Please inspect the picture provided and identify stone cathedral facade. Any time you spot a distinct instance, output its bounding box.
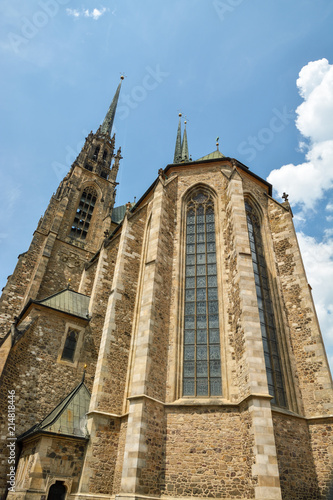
[0,80,332,500]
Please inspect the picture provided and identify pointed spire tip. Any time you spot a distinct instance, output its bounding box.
[100,79,123,136]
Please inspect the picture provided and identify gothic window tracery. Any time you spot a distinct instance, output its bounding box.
[245,201,287,407]
[183,190,222,397]
[70,187,97,240]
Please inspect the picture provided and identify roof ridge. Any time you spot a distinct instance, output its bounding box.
[38,288,90,304]
[38,381,90,430]
[18,381,91,441]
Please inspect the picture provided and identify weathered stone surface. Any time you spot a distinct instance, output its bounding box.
[0,146,332,500]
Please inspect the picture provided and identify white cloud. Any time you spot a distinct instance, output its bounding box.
[86,8,108,20]
[66,8,80,18]
[268,143,333,210]
[66,7,108,20]
[267,58,333,211]
[296,62,333,142]
[297,232,333,351]
[296,58,331,100]
[268,59,333,373]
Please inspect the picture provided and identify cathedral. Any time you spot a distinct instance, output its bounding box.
[0,78,332,500]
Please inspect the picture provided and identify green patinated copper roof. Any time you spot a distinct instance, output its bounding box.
[181,122,189,161]
[173,115,182,163]
[18,380,90,440]
[197,149,225,161]
[111,203,135,225]
[111,204,127,224]
[38,289,90,319]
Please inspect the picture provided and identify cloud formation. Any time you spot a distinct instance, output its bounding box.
[297,231,333,350]
[268,59,333,371]
[66,7,108,20]
[268,58,333,211]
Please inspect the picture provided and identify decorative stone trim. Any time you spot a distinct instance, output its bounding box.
[87,409,129,419]
[127,394,164,406]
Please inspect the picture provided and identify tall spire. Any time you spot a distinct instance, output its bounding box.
[100,76,124,136]
[173,113,182,163]
[181,120,189,162]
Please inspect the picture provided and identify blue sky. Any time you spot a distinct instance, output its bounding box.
[1,0,332,370]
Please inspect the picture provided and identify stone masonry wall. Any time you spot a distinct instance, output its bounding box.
[79,259,98,297]
[308,419,333,499]
[86,416,121,495]
[48,162,116,254]
[224,184,248,401]
[0,311,95,495]
[268,199,333,416]
[84,239,120,388]
[162,405,255,498]
[36,240,91,300]
[0,231,48,339]
[97,207,147,415]
[113,419,128,494]
[8,435,86,496]
[147,178,178,402]
[0,164,114,339]
[272,412,320,499]
[9,436,40,494]
[137,399,166,496]
[43,437,86,494]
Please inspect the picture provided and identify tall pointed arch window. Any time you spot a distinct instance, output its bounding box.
[183,190,222,397]
[70,187,97,240]
[245,201,287,407]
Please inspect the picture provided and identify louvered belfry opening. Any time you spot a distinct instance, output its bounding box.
[70,186,97,240]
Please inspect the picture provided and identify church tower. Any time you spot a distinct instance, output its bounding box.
[0,100,332,500]
[0,78,123,338]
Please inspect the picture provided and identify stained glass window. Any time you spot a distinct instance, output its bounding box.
[245,201,287,407]
[183,191,222,397]
[70,187,97,240]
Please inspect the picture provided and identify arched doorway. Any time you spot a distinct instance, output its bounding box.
[47,481,67,500]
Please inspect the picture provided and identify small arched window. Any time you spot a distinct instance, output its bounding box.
[183,190,222,397]
[245,201,287,407]
[61,329,79,362]
[70,187,97,240]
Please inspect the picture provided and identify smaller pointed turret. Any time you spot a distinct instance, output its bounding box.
[100,75,124,136]
[173,113,182,163]
[181,120,189,162]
